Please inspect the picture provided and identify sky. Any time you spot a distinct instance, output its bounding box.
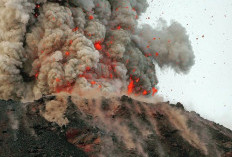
[139,0,232,129]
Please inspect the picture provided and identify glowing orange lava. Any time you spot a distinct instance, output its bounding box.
[86,66,91,71]
[94,42,102,50]
[56,78,60,82]
[35,72,39,79]
[128,78,134,94]
[136,78,140,82]
[143,90,147,95]
[72,27,78,32]
[91,81,96,85]
[89,15,94,20]
[152,87,158,96]
[65,51,70,56]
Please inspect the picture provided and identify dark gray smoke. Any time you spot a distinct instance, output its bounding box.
[0,0,194,101]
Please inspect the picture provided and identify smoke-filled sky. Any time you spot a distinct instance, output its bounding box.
[139,0,232,129]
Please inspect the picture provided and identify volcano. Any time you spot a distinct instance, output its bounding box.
[0,0,231,156]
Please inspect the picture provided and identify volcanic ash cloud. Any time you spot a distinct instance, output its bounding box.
[0,0,194,101]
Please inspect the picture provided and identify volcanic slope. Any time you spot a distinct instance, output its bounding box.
[0,95,231,157]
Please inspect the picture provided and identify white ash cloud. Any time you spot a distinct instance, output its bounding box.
[0,0,195,101]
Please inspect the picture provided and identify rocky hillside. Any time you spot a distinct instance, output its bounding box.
[0,95,231,157]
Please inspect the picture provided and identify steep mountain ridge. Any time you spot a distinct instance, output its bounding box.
[0,95,231,157]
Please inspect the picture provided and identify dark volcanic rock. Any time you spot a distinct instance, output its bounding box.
[0,96,231,157]
[0,99,87,157]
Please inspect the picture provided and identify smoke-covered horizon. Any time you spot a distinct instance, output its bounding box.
[0,0,194,101]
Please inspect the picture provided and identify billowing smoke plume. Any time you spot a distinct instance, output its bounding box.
[0,0,194,101]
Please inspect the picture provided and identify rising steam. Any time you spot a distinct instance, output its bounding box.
[0,0,194,101]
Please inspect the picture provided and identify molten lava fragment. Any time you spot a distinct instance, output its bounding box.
[117,26,121,30]
[35,72,39,79]
[65,51,70,56]
[89,15,94,20]
[136,78,140,82]
[94,42,102,50]
[128,78,134,94]
[152,87,158,96]
[72,27,78,32]
[86,66,91,71]
[143,90,148,95]
[56,78,60,82]
[91,81,96,85]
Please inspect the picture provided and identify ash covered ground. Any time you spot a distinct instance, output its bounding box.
[0,95,232,157]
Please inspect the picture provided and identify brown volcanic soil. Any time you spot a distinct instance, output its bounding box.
[0,95,231,157]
